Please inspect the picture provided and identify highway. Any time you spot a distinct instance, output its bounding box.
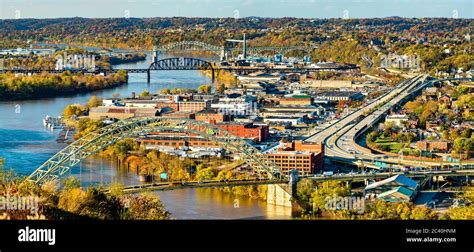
[306,74,427,168]
[303,169,474,182]
[307,75,474,169]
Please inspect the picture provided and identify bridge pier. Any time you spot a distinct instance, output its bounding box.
[267,170,298,207]
[147,69,151,84]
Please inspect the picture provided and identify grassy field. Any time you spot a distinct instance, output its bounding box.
[374,137,406,153]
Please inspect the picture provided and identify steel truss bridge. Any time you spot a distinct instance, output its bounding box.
[147,57,215,83]
[152,40,315,59]
[108,179,287,194]
[109,169,474,194]
[26,117,283,185]
[1,57,359,84]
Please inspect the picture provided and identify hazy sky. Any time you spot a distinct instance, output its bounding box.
[0,0,473,19]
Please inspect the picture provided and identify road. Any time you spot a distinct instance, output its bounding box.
[303,169,474,182]
[307,74,427,168]
[308,75,474,169]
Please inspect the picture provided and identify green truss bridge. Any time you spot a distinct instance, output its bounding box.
[26,117,285,185]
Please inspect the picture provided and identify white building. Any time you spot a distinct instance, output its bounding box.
[385,114,409,127]
[211,95,257,116]
[264,116,306,126]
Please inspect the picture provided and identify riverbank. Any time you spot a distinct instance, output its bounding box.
[0,173,171,220]
[0,53,291,219]
[0,70,128,101]
[107,54,147,65]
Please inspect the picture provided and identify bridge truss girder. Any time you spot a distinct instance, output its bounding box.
[155,41,225,58]
[149,57,215,71]
[27,118,282,185]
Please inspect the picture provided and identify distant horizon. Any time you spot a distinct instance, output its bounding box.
[0,0,473,19]
[1,16,474,20]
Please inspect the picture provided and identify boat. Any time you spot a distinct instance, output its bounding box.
[43,115,65,131]
[42,115,51,127]
[56,127,76,143]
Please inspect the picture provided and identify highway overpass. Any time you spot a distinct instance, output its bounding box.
[306,75,474,169]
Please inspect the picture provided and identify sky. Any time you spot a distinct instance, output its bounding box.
[0,0,473,19]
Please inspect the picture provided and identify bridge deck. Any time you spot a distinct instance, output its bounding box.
[107,169,474,194]
[107,179,288,194]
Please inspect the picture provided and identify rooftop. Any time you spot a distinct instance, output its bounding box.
[365,174,418,191]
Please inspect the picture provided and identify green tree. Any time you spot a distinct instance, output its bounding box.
[216,170,233,180]
[139,90,151,97]
[63,176,81,191]
[296,178,316,203]
[198,84,212,94]
[88,96,102,108]
[310,181,350,214]
[171,87,181,94]
[195,167,214,181]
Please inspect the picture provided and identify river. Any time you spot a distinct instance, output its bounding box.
[0,53,292,219]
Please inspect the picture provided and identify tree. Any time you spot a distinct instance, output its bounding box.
[112,139,137,161]
[139,90,151,97]
[122,193,171,220]
[88,96,102,108]
[171,87,181,94]
[63,176,81,191]
[216,170,233,180]
[161,88,171,94]
[63,105,77,119]
[216,83,226,94]
[310,181,350,214]
[296,178,316,203]
[195,167,214,181]
[63,104,86,119]
[446,206,474,220]
[198,84,212,94]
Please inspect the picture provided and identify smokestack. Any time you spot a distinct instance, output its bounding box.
[243,33,247,60]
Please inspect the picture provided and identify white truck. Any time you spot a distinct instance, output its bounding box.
[322,171,334,177]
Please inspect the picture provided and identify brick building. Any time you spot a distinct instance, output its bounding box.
[178,101,211,112]
[416,141,450,152]
[212,122,269,143]
[195,110,232,123]
[265,140,325,176]
[89,106,159,120]
[138,136,220,149]
[279,95,313,106]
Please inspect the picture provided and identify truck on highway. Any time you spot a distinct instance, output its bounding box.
[322,171,334,177]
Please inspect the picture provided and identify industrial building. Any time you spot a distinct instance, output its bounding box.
[364,175,419,202]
